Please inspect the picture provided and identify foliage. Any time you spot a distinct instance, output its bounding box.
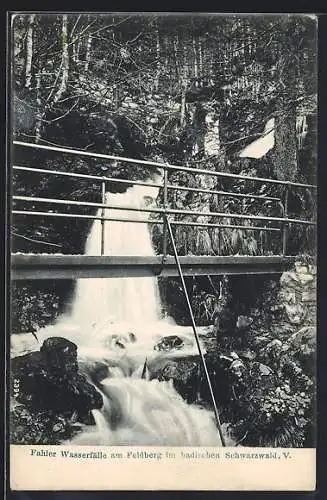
[226,359,315,447]
[11,282,71,334]
[11,404,82,445]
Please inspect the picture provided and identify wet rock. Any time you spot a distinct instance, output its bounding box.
[154,335,184,352]
[154,359,199,403]
[128,332,137,343]
[11,336,103,416]
[104,333,136,350]
[78,359,110,384]
[40,336,78,373]
[220,353,246,379]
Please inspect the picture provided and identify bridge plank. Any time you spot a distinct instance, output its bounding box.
[11,254,296,280]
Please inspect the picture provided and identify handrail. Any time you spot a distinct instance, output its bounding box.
[12,210,281,232]
[13,195,315,226]
[13,140,317,189]
[167,183,281,202]
[13,165,163,189]
[13,165,281,203]
[12,140,317,256]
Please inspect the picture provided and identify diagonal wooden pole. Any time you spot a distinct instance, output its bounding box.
[165,215,226,446]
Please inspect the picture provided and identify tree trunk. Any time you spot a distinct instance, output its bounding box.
[84,33,92,72]
[180,40,189,127]
[198,38,203,86]
[25,14,35,89]
[53,15,69,104]
[272,107,298,181]
[272,43,299,182]
[35,71,42,143]
[180,79,187,127]
[173,35,180,80]
[155,29,160,91]
[193,37,198,82]
[76,39,81,62]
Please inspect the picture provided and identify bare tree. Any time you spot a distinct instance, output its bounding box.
[25,14,35,88]
[154,28,160,91]
[53,15,69,104]
[84,17,92,72]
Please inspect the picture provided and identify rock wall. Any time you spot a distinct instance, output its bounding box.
[278,261,316,329]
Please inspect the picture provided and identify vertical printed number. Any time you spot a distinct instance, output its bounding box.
[13,378,20,398]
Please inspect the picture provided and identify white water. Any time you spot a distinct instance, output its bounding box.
[12,180,227,446]
[70,185,164,344]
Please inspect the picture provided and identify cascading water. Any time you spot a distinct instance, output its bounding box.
[70,184,163,344]
[67,181,224,446]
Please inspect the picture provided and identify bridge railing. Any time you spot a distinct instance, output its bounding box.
[12,140,316,257]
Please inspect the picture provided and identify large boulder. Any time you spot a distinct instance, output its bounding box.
[11,337,103,418]
[40,336,79,373]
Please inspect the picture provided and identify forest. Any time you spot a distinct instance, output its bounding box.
[10,14,317,448]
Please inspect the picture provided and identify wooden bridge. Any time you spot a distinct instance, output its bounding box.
[11,141,316,280]
[11,254,298,280]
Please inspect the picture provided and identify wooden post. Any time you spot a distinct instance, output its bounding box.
[100,179,106,256]
[162,167,168,259]
[282,185,289,256]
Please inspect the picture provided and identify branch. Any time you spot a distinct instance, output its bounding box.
[12,231,62,248]
[69,19,97,44]
[157,115,174,140]
[44,14,134,59]
[69,14,82,40]
[221,130,266,147]
[46,98,79,123]
[43,18,97,58]
[235,429,249,446]
[20,133,78,150]
[123,115,147,135]
[126,31,143,45]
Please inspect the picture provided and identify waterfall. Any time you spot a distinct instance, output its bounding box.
[70,184,164,344]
